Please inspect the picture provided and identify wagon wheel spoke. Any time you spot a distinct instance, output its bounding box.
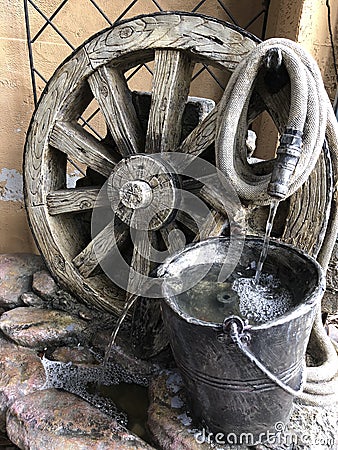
[73,219,129,278]
[193,210,226,241]
[47,187,102,215]
[127,229,156,295]
[196,180,247,236]
[88,66,144,156]
[175,210,199,235]
[50,121,117,178]
[178,105,218,156]
[160,222,186,254]
[145,50,194,153]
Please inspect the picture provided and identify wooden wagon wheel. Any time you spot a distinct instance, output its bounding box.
[24,12,258,333]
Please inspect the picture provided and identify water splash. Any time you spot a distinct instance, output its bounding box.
[232,273,294,324]
[254,200,279,284]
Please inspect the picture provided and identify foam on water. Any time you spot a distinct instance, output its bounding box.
[41,350,153,426]
[173,267,294,325]
[233,273,294,324]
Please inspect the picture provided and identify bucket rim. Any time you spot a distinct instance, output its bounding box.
[157,236,325,331]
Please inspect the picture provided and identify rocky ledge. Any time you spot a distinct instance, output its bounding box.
[0,253,157,449]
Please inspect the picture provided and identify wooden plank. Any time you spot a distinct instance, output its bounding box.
[194,210,226,241]
[73,220,129,278]
[47,187,102,215]
[282,151,331,258]
[178,106,218,155]
[145,50,193,153]
[160,222,185,253]
[25,47,91,207]
[50,121,117,178]
[176,210,199,235]
[88,66,144,156]
[85,13,258,71]
[128,231,168,357]
[127,229,155,295]
[195,181,246,232]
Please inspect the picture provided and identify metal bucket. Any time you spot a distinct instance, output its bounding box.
[157,237,325,440]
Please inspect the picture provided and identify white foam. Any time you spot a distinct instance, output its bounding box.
[232,273,293,324]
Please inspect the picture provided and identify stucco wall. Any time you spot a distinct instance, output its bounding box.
[0,0,337,253]
[255,0,338,159]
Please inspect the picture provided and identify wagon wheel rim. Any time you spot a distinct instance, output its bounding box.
[24,12,259,325]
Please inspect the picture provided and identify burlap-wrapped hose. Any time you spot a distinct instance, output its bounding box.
[216,38,338,406]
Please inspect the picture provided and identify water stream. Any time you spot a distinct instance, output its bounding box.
[254,199,279,284]
[99,294,139,386]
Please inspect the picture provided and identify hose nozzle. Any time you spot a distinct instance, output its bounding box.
[268,128,303,200]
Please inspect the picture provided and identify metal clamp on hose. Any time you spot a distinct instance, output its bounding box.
[268,128,303,199]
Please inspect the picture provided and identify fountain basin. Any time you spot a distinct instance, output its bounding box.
[158,237,325,440]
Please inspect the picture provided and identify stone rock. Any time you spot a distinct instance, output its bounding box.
[0,254,45,309]
[32,270,57,297]
[148,371,217,450]
[32,271,97,322]
[0,307,91,350]
[6,389,154,449]
[258,401,338,450]
[0,335,45,432]
[20,292,45,308]
[50,345,98,365]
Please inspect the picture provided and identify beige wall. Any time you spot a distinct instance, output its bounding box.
[0,0,337,253]
[255,0,338,159]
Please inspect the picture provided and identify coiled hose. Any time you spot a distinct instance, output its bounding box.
[216,38,338,406]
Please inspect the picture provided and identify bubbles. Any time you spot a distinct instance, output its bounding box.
[233,273,294,324]
[173,268,294,325]
[41,352,154,426]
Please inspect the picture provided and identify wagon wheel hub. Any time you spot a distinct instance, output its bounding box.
[119,180,153,209]
[108,154,179,231]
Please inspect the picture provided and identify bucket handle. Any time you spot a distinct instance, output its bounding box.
[223,316,305,397]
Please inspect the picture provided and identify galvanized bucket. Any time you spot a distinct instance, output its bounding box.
[157,237,325,440]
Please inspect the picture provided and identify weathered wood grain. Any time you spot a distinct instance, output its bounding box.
[194,210,226,241]
[24,12,258,322]
[145,50,193,153]
[108,154,179,231]
[179,105,218,156]
[73,220,129,278]
[47,187,102,215]
[127,230,155,295]
[50,121,117,178]
[27,205,125,315]
[176,210,199,235]
[88,67,144,156]
[282,150,332,258]
[84,13,257,71]
[25,47,91,207]
[160,222,185,253]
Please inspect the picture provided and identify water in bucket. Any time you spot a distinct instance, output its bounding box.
[158,237,324,439]
[174,269,294,326]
